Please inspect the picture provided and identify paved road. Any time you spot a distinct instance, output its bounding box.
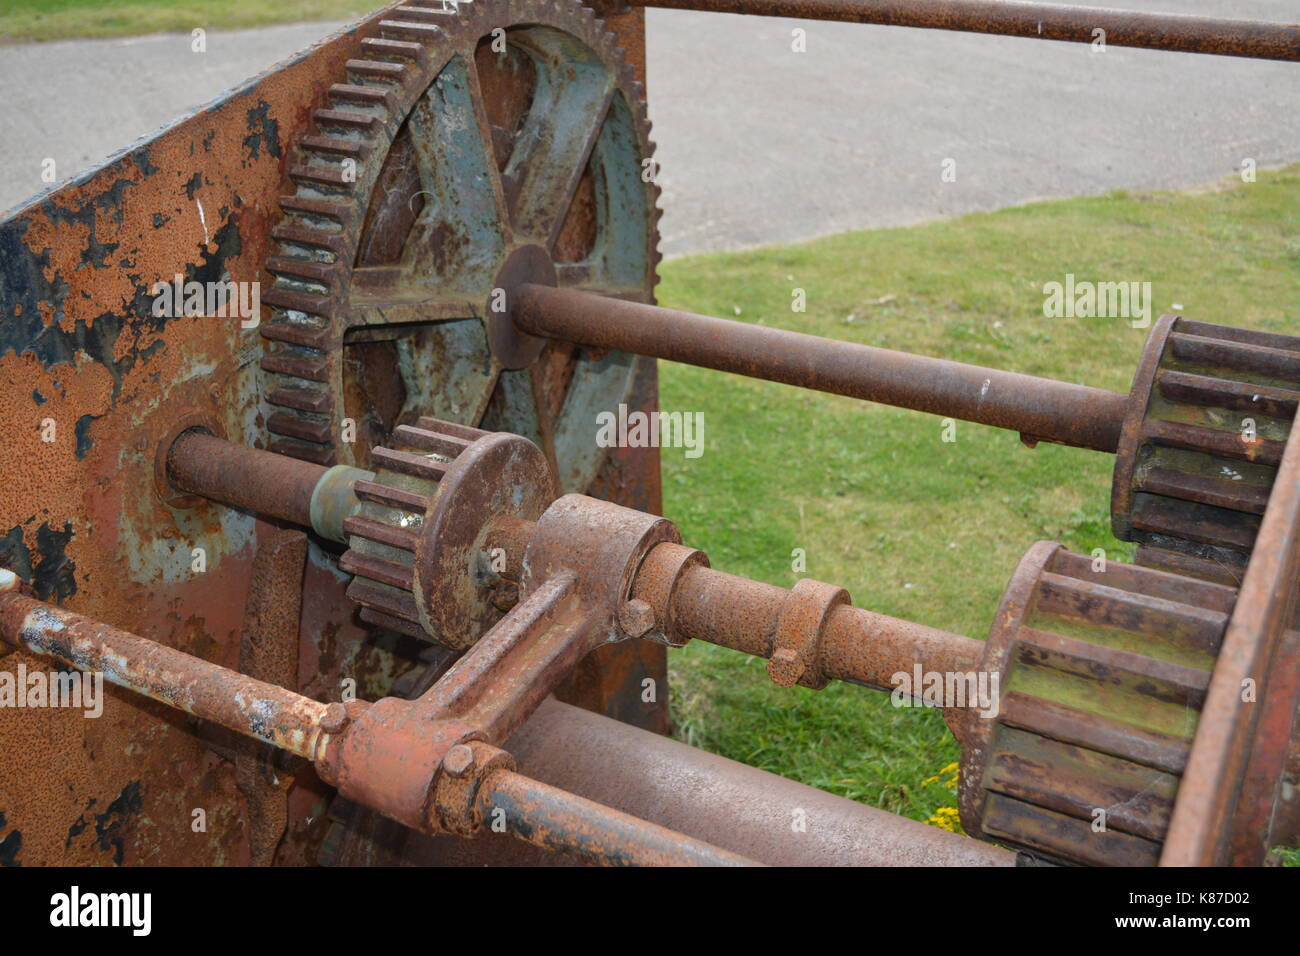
[2,3,1298,256]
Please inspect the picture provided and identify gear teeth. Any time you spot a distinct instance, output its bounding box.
[358,607,429,640]
[380,19,446,41]
[266,386,332,414]
[340,418,491,639]
[313,107,382,133]
[260,322,330,350]
[392,5,453,21]
[266,255,338,287]
[963,542,1237,866]
[346,57,410,81]
[269,223,348,255]
[277,195,351,224]
[261,353,329,382]
[360,36,429,63]
[262,287,337,319]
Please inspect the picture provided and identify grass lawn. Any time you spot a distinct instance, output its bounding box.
[0,0,369,42]
[656,166,1300,858]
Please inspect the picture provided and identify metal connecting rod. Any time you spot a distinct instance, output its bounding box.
[511,283,1129,452]
[633,0,1300,62]
[0,577,758,867]
[0,575,337,760]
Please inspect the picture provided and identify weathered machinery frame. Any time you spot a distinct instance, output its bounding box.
[0,0,1296,868]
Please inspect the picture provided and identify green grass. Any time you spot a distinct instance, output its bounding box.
[0,0,370,42]
[657,167,1300,851]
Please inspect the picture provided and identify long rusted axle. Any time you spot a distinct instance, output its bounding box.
[633,0,1300,62]
[511,283,1129,452]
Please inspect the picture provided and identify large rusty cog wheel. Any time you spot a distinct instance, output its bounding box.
[258,0,661,495]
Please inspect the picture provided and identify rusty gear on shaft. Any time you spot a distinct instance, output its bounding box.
[259,0,662,498]
[341,416,555,647]
[957,541,1240,866]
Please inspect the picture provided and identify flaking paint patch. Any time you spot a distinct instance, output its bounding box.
[243,100,282,163]
[65,781,143,865]
[0,520,77,603]
[0,827,21,866]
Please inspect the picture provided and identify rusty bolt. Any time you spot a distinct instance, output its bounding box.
[492,580,520,612]
[444,743,476,778]
[320,702,350,735]
[617,599,655,638]
[768,648,805,687]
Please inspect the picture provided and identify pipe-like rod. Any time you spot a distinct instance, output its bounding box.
[0,585,334,759]
[513,284,1128,452]
[502,699,1018,866]
[478,768,762,866]
[634,0,1300,62]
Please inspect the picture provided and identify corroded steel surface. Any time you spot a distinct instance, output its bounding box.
[341,418,555,645]
[234,525,309,866]
[0,573,763,867]
[632,546,984,688]
[0,585,338,761]
[501,698,1019,866]
[634,0,1300,61]
[259,0,661,492]
[1,0,1295,870]
[477,767,759,865]
[168,429,328,529]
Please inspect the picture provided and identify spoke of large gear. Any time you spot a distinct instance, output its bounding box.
[259,0,661,496]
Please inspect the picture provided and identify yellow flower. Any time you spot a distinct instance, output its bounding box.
[925,807,962,832]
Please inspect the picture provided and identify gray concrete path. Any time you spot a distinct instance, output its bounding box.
[1,3,1297,255]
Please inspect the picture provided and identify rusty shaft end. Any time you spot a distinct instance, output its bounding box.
[166,429,369,543]
[0,588,334,759]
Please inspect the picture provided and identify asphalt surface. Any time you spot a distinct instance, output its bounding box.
[2,3,1298,255]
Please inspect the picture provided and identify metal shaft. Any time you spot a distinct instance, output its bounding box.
[478,768,762,866]
[634,0,1300,61]
[168,429,326,528]
[512,283,1128,452]
[504,699,1018,866]
[0,580,762,867]
[635,555,984,688]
